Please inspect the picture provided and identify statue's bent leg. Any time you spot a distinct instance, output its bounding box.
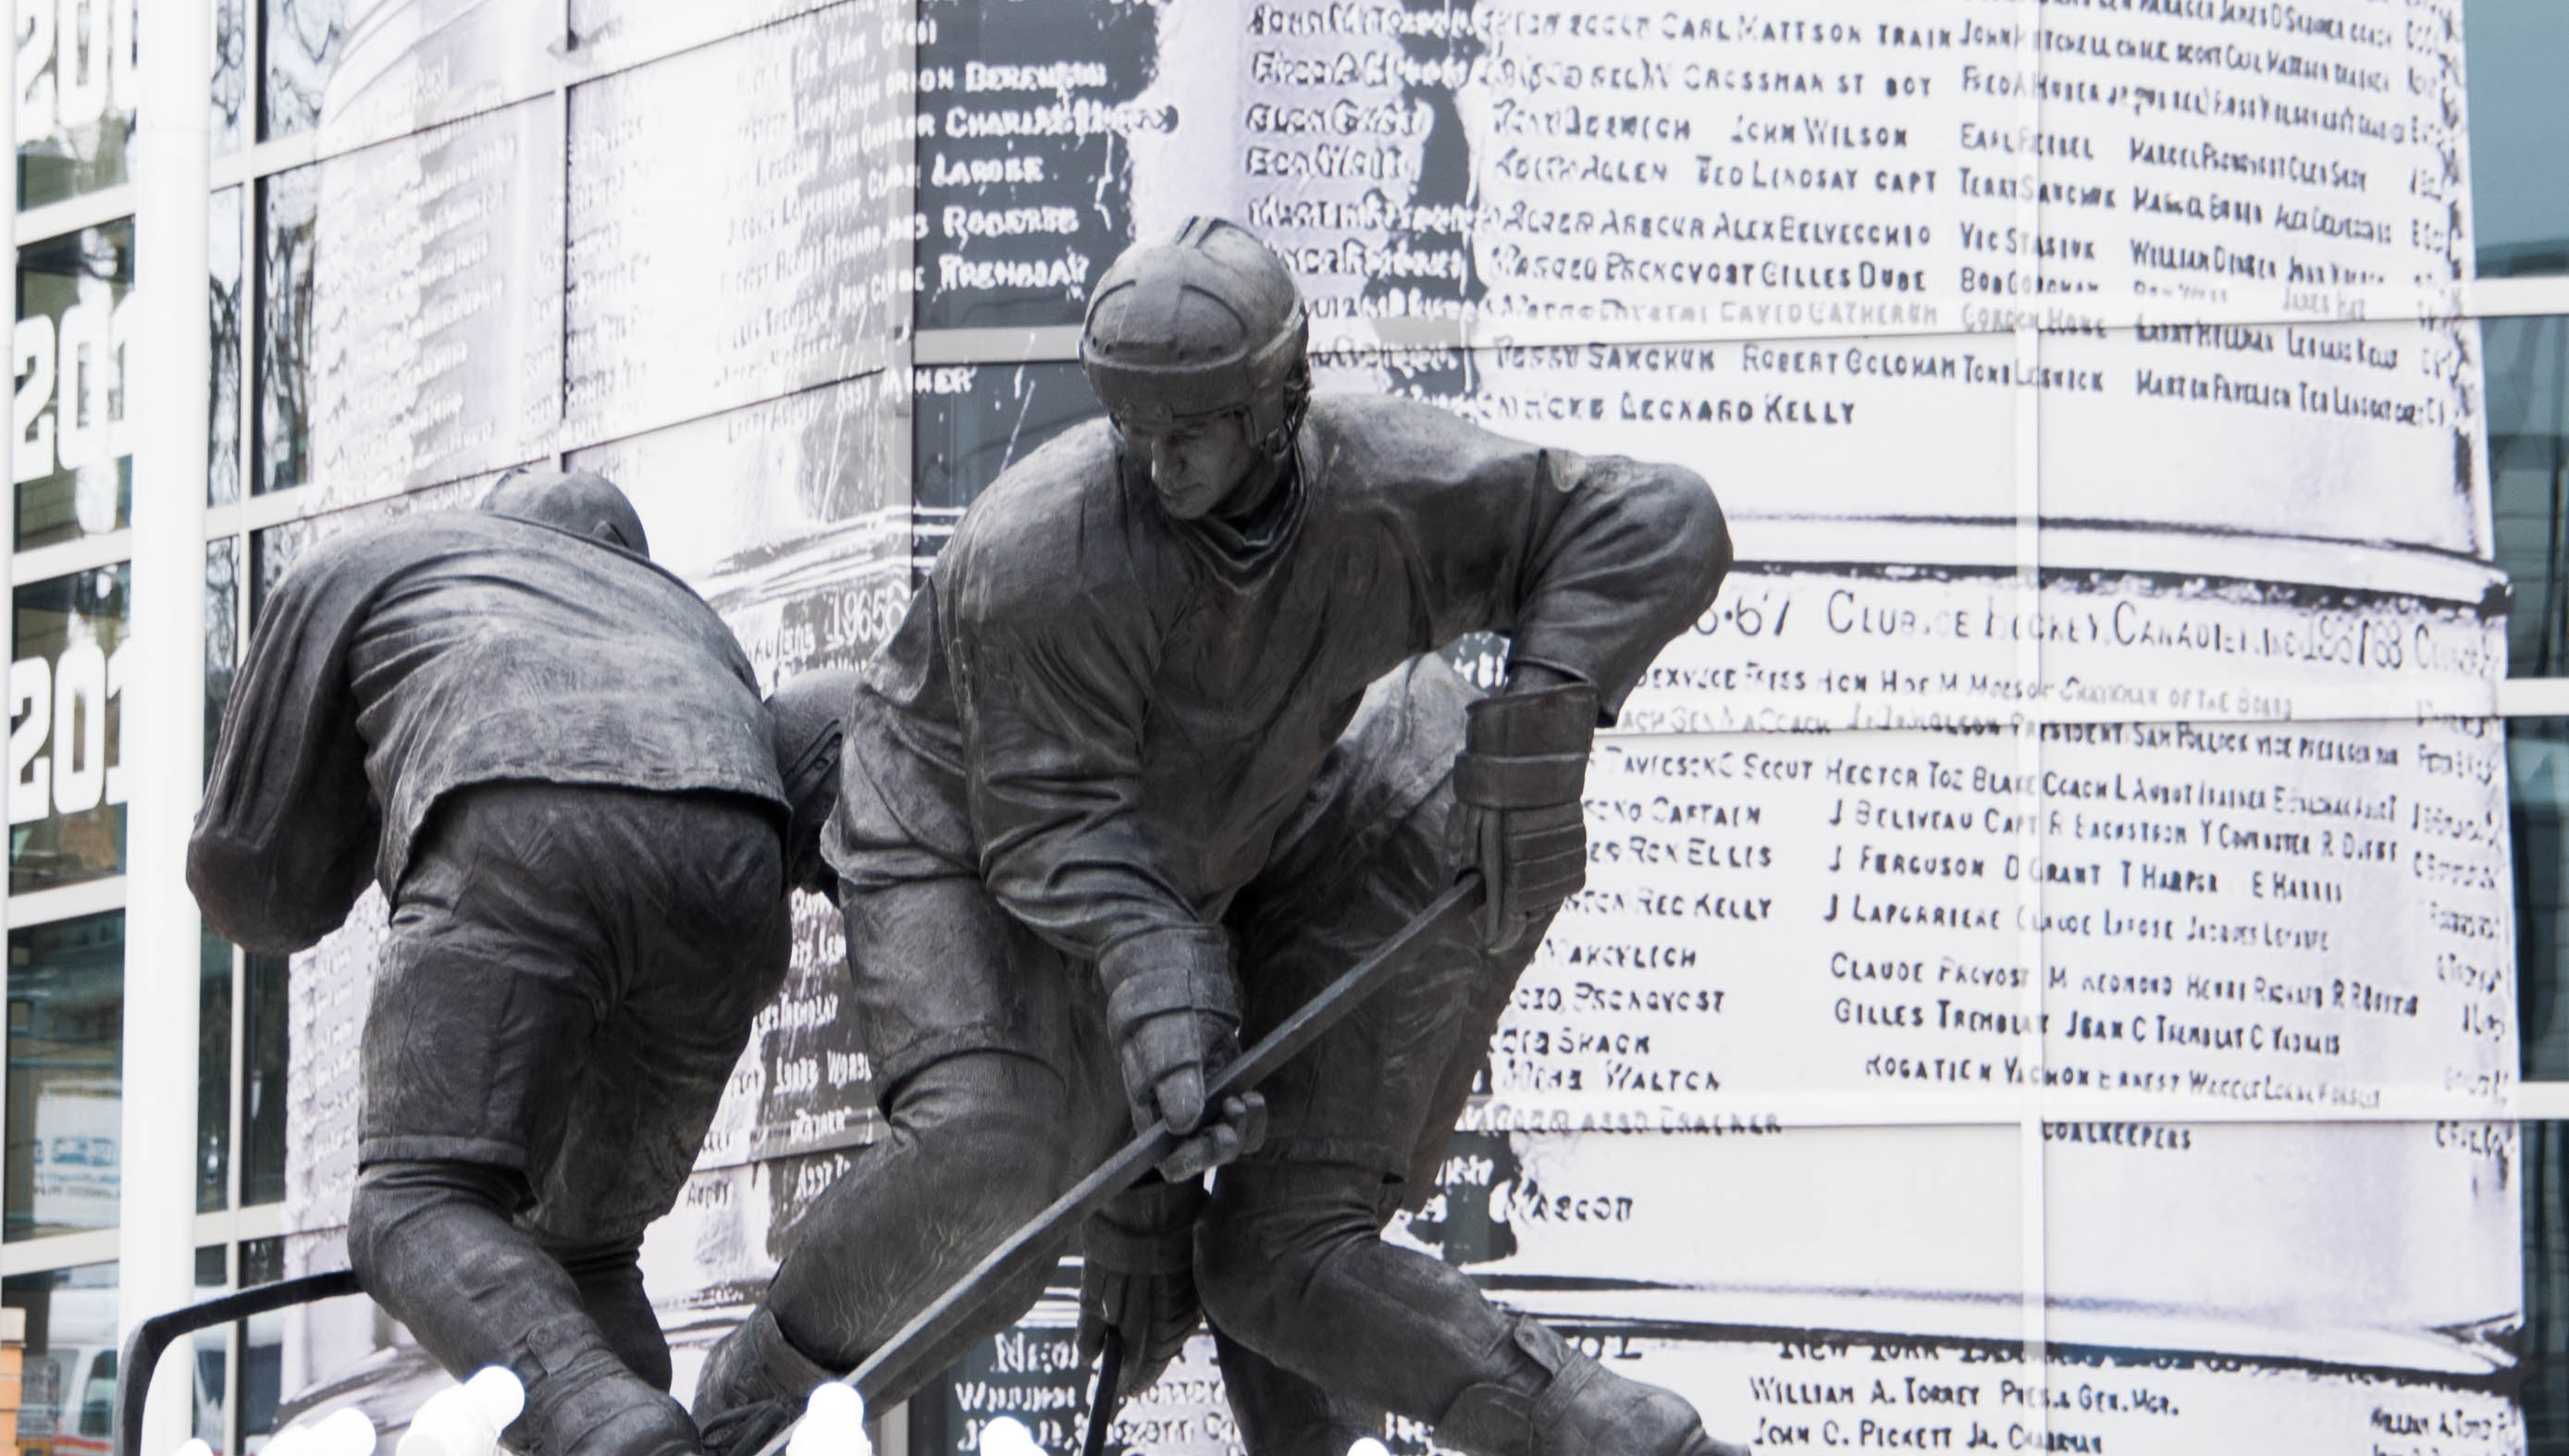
[694,874,1123,1443]
[543,1234,668,1394]
[1194,1160,1510,1415]
[1197,1165,1738,1456]
[692,1051,1103,1448]
[1205,660,1739,1456]
[351,1163,698,1456]
[520,786,795,1405]
[1208,1322,1383,1456]
[357,785,788,1456]
[764,1051,1091,1386]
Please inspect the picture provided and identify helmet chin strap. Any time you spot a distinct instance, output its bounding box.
[1252,367,1313,463]
[1254,410,1299,464]
[1217,413,1305,545]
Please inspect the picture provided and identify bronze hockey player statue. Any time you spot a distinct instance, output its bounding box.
[695,219,1743,1456]
[189,470,856,1456]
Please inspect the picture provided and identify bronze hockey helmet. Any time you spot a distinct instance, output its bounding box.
[1081,217,1310,449]
[482,468,651,559]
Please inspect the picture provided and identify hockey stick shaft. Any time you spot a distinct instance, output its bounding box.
[749,872,1485,1456]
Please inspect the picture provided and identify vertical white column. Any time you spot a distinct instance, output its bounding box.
[120,0,214,1449]
[0,0,19,1254]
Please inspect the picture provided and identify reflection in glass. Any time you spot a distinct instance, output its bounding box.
[914,0,1156,329]
[212,187,246,506]
[4,914,124,1241]
[15,221,136,549]
[255,167,318,495]
[201,933,234,1213]
[215,0,250,153]
[11,566,133,893]
[2533,1121,2569,1453]
[262,0,345,141]
[912,361,1102,574]
[241,1236,283,1288]
[2516,718,2569,1078]
[564,8,890,439]
[15,0,138,207]
[2493,316,2569,675]
[208,537,241,771]
[241,952,289,1207]
[249,522,310,627]
[1,1263,121,1456]
[193,1247,229,1455]
[2466,0,2569,277]
[237,1236,284,1450]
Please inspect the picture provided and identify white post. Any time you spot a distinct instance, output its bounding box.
[120,0,214,1449]
[0,0,19,1288]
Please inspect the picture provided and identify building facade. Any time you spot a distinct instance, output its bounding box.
[5,0,2569,1453]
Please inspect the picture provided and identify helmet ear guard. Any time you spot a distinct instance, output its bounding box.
[1249,356,1311,461]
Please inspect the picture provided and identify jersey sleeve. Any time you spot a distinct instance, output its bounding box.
[187,537,385,954]
[943,513,1202,964]
[1363,399,1733,721]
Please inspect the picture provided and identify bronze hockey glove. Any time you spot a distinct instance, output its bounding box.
[1078,1176,1210,1400]
[1099,924,1248,1144]
[1453,681,1599,949]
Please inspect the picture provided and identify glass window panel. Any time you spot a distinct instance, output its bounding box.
[2532,1121,2569,1451]
[2,1262,119,1456]
[4,912,123,1240]
[254,167,316,496]
[15,219,135,549]
[913,0,1157,330]
[240,1234,281,1287]
[2516,717,2569,1078]
[10,564,131,893]
[235,1236,283,1452]
[211,186,245,507]
[214,0,248,153]
[565,13,883,444]
[260,0,343,142]
[193,1246,228,1455]
[240,952,288,1207]
[200,932,232,1213]
[911,360,1101,574]
[236,1315,277,1450]
[247,521,306,628]
[15,0,138,208]
[2466,0,2569,277]
[291,101,565,504]
[2494,315,2569,676]
[207,536,240,772]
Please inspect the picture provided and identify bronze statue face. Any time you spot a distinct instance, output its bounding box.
[1121,410,1265,522]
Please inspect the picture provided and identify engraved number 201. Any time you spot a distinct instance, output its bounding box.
[8,645,128,823]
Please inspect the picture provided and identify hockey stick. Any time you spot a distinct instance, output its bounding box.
[1079,1328,1123,1456]
[748,871,1486,1456]
[110,876,1484,1456]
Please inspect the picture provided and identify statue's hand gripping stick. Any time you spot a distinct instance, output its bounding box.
[747,872,1488,1456]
